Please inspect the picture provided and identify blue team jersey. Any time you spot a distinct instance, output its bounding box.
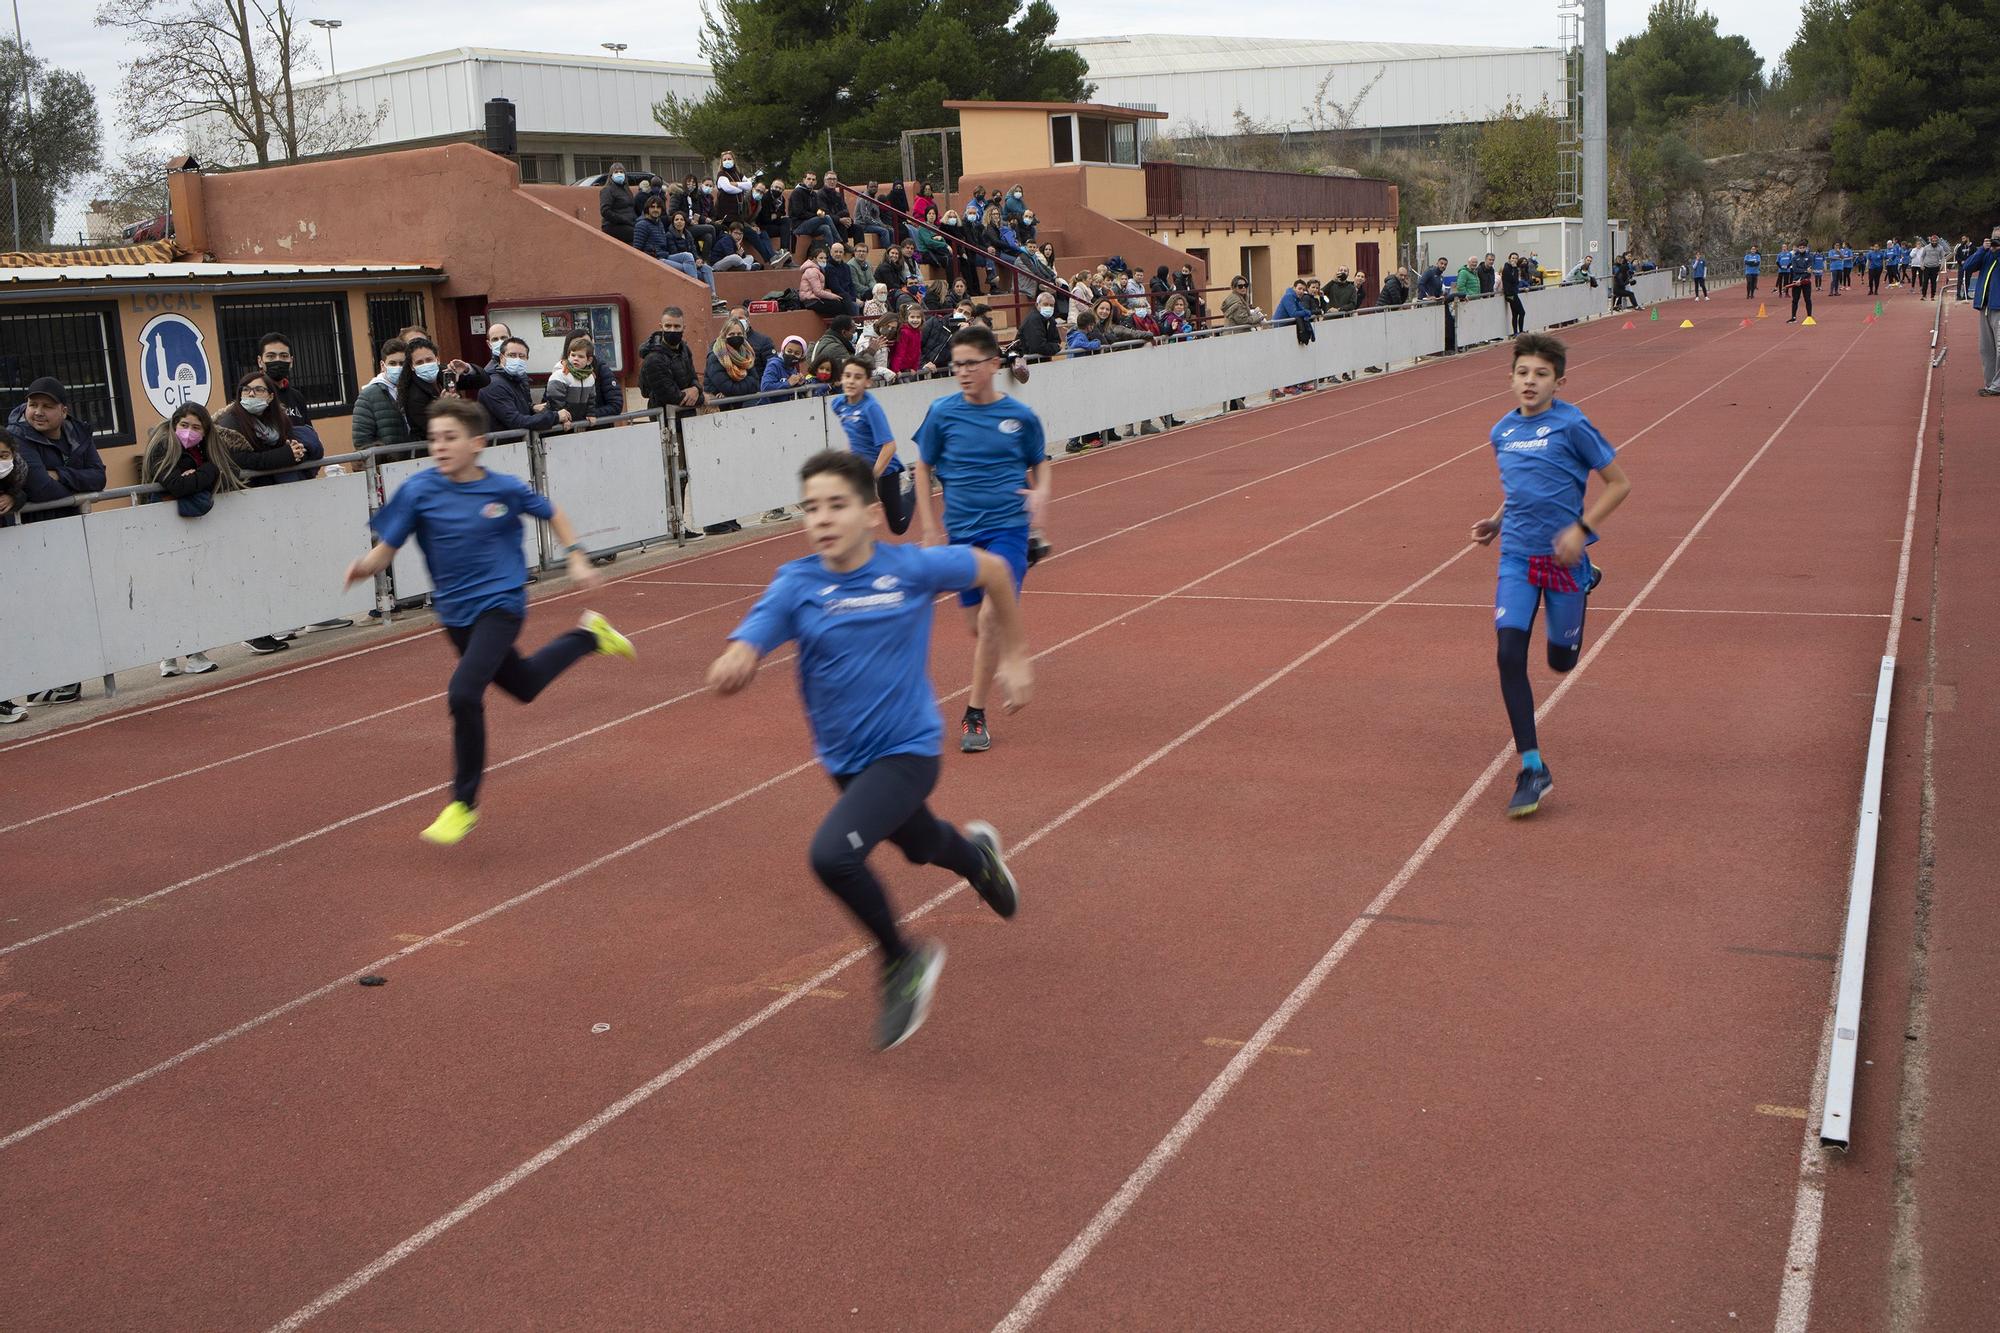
[1489,400,1617,560]
[914,392,1048,540]
[1867,249,1884,269]
[1743,252,1761,274]
[1810,252,1825,272]
[370,467,551,627]
[730,542,981,775]
[1777,250,1793,272]
[831,392,902,473]
[1691,258,1707,278]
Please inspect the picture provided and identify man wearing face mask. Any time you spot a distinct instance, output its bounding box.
[638,307,703,411]
[1016,291,1063,358]
[252,333,324,483]
[5,376,104,705]
[600,163,638,246]
[351,338,412,446]
[477,337,571,433]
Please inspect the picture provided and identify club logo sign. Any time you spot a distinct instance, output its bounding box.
[138,312,212,417]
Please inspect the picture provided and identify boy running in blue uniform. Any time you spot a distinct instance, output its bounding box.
[1471,333,1632,817]
[344,397,635,844]
[831,357,911,534]
[913,325,1051,754]
[707,449,1030,1049]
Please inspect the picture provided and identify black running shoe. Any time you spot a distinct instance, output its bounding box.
[1508,765,1554,818]
[876,941,945,1051]
[243,636,290,654]
[960,713,991,753]
[27,683,82,705]
[963,820,1019,918]
[1586,563,1604,595]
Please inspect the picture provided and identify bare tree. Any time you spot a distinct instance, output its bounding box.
[94,0,384,167]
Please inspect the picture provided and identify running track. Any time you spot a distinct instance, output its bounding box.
[2,291,1974,1329]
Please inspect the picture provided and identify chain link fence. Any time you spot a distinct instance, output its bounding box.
[1,179,168,254]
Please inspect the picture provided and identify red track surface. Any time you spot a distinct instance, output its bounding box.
[4,290,1985,1331]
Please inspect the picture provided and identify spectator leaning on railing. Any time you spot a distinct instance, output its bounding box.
[0,429,27,528]
[638,307,703,413]
[252,334,323,484]
[6,376,105,524]
[477,337,570,434]
[350,337,410,448]
[544,333,623,423]
[1379,267,1411,306]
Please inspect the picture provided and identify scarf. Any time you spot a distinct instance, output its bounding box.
[714,336,755,381]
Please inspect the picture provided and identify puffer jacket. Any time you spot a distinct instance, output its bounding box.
[6,403,106,520]
[349,375,411,447]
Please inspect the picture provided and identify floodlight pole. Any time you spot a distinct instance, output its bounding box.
[1582,0,1609,268]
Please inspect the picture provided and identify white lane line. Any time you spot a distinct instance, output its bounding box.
[0,595,758,837]
[0,311,1654,758]
[266,540,1484,1333]
[1,320,1699,954]
[1025,589,1891,619]
[1773,310,1930,1333]
[991,326,1870,1333]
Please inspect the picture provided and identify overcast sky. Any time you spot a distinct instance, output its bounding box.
[24,2,1806,137]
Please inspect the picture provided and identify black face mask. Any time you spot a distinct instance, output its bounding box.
[661,330,683,345]
[726,336,748,349]
[262,359,292,383]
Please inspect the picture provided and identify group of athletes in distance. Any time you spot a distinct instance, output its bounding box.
[343,319,1627,1050]
[1740,238,1952,325]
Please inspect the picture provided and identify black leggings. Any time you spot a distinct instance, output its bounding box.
[878,469,913,535]
[1506,294,1526,334]
[1693,276,1708,298]
[444,610,594,806]
[1496,627,1582,758]
[1791,280,1814,320]
[809,753,985,968]
[1745,274,1758,297]
[1920,268,1939,298]
[1868,269,1882,294]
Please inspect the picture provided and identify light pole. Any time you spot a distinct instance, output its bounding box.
[309,17,344,120]
[601,42,628,58]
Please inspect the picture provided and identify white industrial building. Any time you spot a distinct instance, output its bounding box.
[1053,35,1569,149]
[295,47,716,185]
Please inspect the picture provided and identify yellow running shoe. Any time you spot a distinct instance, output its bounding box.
[584,611,636,660]
[421,800,479,845]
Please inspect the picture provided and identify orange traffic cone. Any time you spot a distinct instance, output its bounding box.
[1757,303,1768,319]
[1739,318,1752,327]
[1622,320,1635,330]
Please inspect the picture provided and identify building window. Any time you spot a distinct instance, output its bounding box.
[215,292,357,414]
[1297,244,1315,276]
[518,153,564,184]
[366,292,426,360]
[0,303,133,445]
[1051,115,1075,165]
[1109,121,1139,166]
[1079,116,1109,164]
[651,156,703,184]
[573,154,624,183]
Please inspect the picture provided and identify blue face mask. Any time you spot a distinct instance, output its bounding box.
[612,172,627,185]
[414,361,440,383]
[503,357,529,377]
[383,364,404,386]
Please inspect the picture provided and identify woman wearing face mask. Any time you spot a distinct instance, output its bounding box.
[599,163,638,246]
[1159,292,1195,337]
[704,318,759,407]
[751,178,788,265]
[1001,185,1027,225]
[142,402,251,675]
[545,333,624,424]
[350,337,411,448]
[660,210,726,311]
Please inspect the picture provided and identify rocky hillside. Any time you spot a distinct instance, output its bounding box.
[1638,149,1862,259]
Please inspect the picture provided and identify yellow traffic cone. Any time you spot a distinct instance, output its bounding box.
[1802,315,1817,326]
[1757,303,1768,318]
[1679,319,1694,328]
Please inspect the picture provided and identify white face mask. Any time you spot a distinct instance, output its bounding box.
[503,357,529,377]
[1037,305,1055,318]
[240,396,270,415]
[489,338,506,355]
[0,457,12,479]
[384,365,404,386]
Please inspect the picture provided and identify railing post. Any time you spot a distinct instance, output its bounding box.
[363,449,396,623]
[72,494,118,699]
[526,430,553,570]
[661,410,688,545]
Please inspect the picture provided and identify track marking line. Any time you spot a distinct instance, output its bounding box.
[0,594,758,837]
[392,934,467,949]
[1204,1037,1309,1057]
[1773,303,1937,1333]
[990,325,1872,1333]
[1759,1105,1811,1120]
[1025,590,1890,620]
[1726,946,1836,964]
[759,984,846,1001]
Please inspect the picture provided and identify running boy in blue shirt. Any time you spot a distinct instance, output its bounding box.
[912,324,1051,754]
[344,397,635,844]
[1471,333,1632,817]
[707,448,1031,1050]
[831,356,911,534]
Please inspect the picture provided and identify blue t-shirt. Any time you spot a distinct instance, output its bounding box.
[1488,400,1617,560]
[831,392,901,473]
[1777,250,1793,273]
[370,467,551,626]
[1743,251,1761,274]
[914,392,1047,540]
[730,542,981,775]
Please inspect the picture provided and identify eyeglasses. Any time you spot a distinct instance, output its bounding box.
[950,356,996,370]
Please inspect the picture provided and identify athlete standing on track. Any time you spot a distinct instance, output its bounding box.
[343,397,636,845]
[1471,333,1633,818]
[1788,241,1817,323]
[831,356,912,534]
[707,449,1030,1049]
[912,324,1052,754]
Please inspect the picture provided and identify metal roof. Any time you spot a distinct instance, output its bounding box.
[1055,34,1559,78]
[0,262,441,285]
[305,46,711,84]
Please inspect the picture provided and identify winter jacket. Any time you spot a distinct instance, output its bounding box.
[919,317,954,369]
[799,260,835,304]
[852,194,884,231]
[1454,265,1481,297]
[1064,329,1103,355]
[600,181,637,243]
[704,350,759,402]
[847,256,874,297]
[544,365,624,420]
[1964,244,2000,310]
[826,260,860,307]
[349,376,410,447]
[634,214,673,260]
[477,370,561,433]
[6,405,106,519]
[1015,309,1063,358]
[637,330,702,408]
[213,403,301,478]
[817,186,851,225]
[787,184,819,225]
[807,332,852,379]
[888,324,926,374]
[1418,267,1446,299]
[759,356,807,395]
[141,420,252,501]
[1222,291,1262,327]
[1274,289,1313,325]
